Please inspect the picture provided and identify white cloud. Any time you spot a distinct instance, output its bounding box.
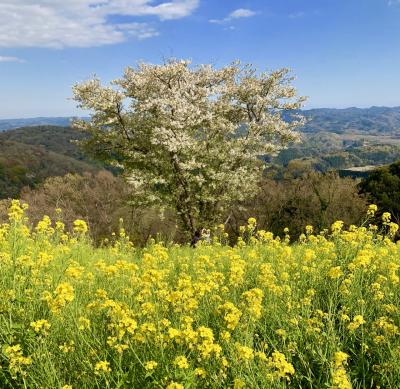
[209,8,257,24]
[0,0,199,48]
[229,8,257,19]
[0,56,25,63]
[114,23,160,40]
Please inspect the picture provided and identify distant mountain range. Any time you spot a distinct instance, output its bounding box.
[300,106,400,134]
[0,117,83,131]
[1,106,400,133]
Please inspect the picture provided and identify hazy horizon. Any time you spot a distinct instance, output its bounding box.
[2,105,400,121]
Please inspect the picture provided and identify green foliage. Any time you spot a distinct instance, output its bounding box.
[359,161,400,223]
[273,138,400,173]
[231,172,367,239]
[0,137,99,199]
[0,169,367,247]
[0,125,89,161]
[8,171,178,246]
[0,125,117,199]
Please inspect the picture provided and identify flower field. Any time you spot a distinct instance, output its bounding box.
[1,201,400,388]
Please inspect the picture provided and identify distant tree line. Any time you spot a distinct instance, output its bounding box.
[0,169,368,245]
[359,160,400,224]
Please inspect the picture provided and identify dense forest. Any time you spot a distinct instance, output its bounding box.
[0,126,102,198]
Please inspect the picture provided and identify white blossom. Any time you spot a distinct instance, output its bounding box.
[72,59,306,233]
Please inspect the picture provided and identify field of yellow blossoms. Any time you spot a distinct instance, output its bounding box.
[1,201,400,388]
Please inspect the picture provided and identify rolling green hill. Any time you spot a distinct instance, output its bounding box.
[0,126,101,199]
[272,106,400,173]
[299,106,400,134]
[0,125,90,161]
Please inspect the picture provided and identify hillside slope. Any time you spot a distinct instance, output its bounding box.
[0,125,89,161]
[0,126,101,198]
[300,106,400,134]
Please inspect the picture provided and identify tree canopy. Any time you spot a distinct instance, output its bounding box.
[72,59,305,234]
[359,160,400,223]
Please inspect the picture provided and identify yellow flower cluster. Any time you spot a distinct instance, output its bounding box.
[174,355,189,369]
[267,351,295,381]
[347,315,366,332]
[0,203,400,387]
[218,301,242,330]
[4,344,32,378]
[331,352,351,389]
[73,219,88,234]
[367,204,378,217]
[144,360,158,371]
[94,360,111,375]
[241,288,263,319]
[30,319,51,336]
[42,282,74,313]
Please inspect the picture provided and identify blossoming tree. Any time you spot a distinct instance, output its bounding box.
[72,60,305,235]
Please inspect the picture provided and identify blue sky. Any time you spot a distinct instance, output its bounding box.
[0,0,399,118]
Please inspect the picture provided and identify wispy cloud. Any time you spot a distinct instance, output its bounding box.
[0,0,199,49]
[209,8,257,24]
[113,23,160,40]
[0,56,25,63]
[229,9,257,19]
[288,11,306,19]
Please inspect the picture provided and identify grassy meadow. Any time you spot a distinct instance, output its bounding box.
[1,201,400,388]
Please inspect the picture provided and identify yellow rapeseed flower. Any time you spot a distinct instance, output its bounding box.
[367,204,378,217]
[73,219,88,234]
[94,360,111,375]
[144,361,158,371]
[173,355,189,369]
[347,315,366,332]
[268,351,295,380]
[30,319,51,336]
[235,343,254,360]
[166,382,184,389]
[194,367,207,378]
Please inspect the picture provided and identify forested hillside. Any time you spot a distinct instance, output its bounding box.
[270,107,400,172]
[299,106,400,134]
[271,132,400,172]
[0,126,101,198]
[2,116,400,201]
[0,125,89,160]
